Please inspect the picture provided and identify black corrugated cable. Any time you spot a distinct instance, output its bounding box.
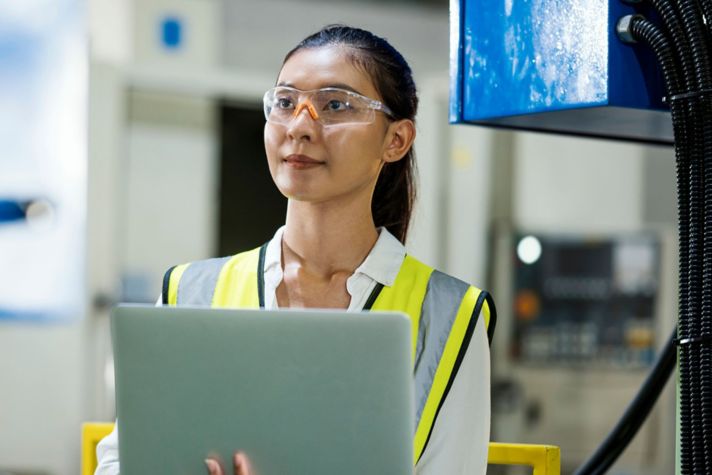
[571,17,683,475]
[676,0,712,88]
[638,20,695,458]
[627,2,712,472]
[576,15,700,475]
[629,15,683,92]
[638,12,694,427]
[670,2,712,472]
[649,0,698,91]
[696,82,712,475]
[700,0,712,40]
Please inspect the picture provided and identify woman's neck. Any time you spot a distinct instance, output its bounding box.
[282,196,379,278]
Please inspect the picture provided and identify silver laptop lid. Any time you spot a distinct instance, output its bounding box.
[112,304,414,475]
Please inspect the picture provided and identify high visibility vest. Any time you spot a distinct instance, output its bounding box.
[162,244,496,465]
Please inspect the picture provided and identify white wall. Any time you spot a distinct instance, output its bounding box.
[0,2,90,474]
[122,91,219,302]
[221,0,449,77]
[513,131,646,233]
[88,0,133,64]
[134,0,220,70]
[0,61,129,475]
[0,325,86,474]
[442,123,494,285]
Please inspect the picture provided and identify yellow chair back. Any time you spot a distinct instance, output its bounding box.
[81,423,560,475]
[82,423,114,475]
[488,442,561,475]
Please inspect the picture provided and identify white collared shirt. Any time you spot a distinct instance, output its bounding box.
[96,227,490,475]
[263,226,405,311]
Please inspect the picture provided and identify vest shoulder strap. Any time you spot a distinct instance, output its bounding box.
[212,245,264,308]
[413,284,495,463]
[377,255,497,464]
[370,254,434,333]
[162,245,265,308]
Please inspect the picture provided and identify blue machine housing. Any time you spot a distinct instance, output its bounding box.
[450,0,672,144]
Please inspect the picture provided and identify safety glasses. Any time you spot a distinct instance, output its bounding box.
[263,86,395,127]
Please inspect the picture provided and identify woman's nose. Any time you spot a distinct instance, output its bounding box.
[286,105,319,141]
[293,102,320,121]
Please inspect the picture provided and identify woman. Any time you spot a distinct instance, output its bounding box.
[96,24,495,475]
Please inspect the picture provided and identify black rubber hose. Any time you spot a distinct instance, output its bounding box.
[676,7,712,464]
[682,155,706,475]
[700,87,712,474]
[630,16,683,94]
[633,12,692,405]
[642,9,693,393]
[700,0,712,41]
[649,0,698,91]
[676,0,712,88]
[573,329,677,475]
[573,14,689,475]
[672,2,712,470]
[701,98,712,474]
[681,1,712,468]
[630,2,712,473]
[675,104,694,475]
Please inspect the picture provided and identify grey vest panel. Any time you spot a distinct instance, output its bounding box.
[176,257,232,306]
[413,270,471,425]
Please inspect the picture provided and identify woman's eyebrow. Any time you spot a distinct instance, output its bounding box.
[276,81,364,95]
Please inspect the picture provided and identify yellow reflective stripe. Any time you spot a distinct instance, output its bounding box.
[370,255,433,361]
[167,264,190,306]
[412,285,479,464]
[482,295,491,330]
[211,247,261,308]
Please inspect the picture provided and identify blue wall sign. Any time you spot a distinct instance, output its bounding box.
[160,16,183,50]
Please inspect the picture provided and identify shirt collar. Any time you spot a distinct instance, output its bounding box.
[263,225,285,273]
[263,225,405,287]
[353,227,405,287]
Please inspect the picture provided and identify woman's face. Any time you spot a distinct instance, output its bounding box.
[264,46,392,204]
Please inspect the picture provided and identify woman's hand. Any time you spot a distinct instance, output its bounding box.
[205,452,252,475]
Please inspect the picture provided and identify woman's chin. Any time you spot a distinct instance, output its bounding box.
[276,183,319,202]
[275,176,324,202]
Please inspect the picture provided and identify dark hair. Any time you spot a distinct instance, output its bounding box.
[283,24,418,244]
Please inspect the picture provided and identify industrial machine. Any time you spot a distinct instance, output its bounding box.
[510,234,660,369]
[490,229,676,474]
[450,0,671,143]
[451,0,712,473]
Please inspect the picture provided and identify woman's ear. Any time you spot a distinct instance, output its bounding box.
[382,119,416,163]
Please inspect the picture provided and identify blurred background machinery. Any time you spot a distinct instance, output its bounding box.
[490,229,676,474]
[451,0,712,474]
[510,234,660,369]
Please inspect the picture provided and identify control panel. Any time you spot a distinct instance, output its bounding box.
[511,234,659,368]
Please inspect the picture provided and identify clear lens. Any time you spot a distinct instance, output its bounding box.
[265,88,299,122]
[311,89,375,125]
[264,87,377,126]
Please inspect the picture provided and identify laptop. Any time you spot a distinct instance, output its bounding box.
[111,304,414,474]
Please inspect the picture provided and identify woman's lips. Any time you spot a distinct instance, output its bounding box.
[283,154,324,169]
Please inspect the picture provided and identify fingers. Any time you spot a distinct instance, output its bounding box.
[205,452,251,475]
[205,458,223,475]
[233,452,252,475]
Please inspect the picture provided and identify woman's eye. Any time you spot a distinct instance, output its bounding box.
[276,98,294,109]
[325,100,349,111]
